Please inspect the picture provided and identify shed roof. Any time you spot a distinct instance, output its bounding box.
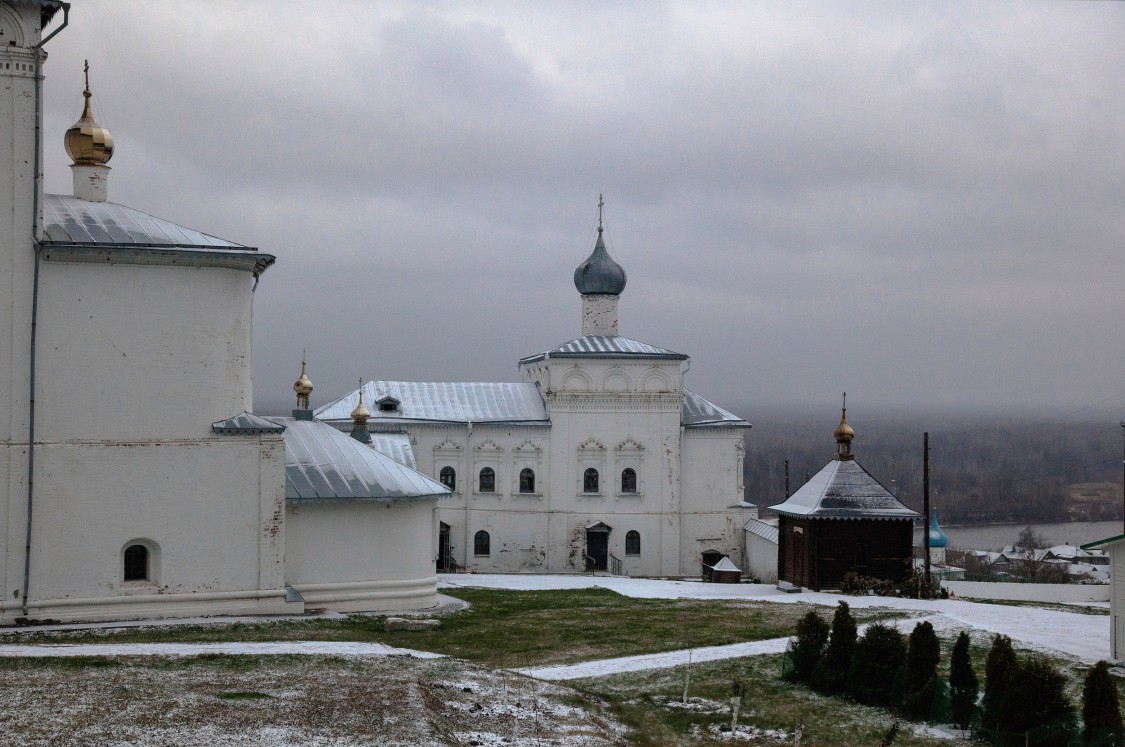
[277,417,450,502]
[212,411,286,435]
[769,458,920,520]
[744,518,779,543]
[518,335,688,364]
[682,389,750,428]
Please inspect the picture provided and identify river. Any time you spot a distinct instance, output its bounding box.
[912,519,1123,551]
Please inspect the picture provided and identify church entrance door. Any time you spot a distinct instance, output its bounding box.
[437,523,452,572]
[586,526,609,571]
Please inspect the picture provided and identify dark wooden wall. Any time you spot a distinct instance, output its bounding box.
[777,516,913,591]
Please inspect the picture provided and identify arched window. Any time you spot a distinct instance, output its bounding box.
[479,467,495,493]
[474,530,491,556]
[583,468,599,493]
[439,466,456,491]
[625,530,641,556]
[621,468,637,493]
[519,468,535,493]
[124,544,149,581]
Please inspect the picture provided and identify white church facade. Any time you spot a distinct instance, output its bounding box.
[317,210,754,577]
[0,1,447,624]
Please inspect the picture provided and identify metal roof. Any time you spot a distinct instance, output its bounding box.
[744,518,779,543]
[212,411,286,435]
[369,433,417,470]
[43,194,249,247]
[40,195,274,274]
[682,389,750,428]
[316,381,549,424]
[519,335,688,364]
[769,459,920,520]
[277,418,450,502]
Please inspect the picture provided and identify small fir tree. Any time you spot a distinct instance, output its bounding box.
[1001,656,1077,746]
[898,621,941,719]
[845,623,906,706]
[787,609,829,683]
[949,631,979,732]
[1083,660,1123,746]
[812,601,857,694]
[981,634,1018,733]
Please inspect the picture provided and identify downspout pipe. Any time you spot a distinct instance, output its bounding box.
[23,2,70,618]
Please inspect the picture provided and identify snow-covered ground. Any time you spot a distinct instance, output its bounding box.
[442,574,1112,664]
[0,640,443,658]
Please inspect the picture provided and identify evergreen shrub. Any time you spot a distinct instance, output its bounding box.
[949,631,978,731]
[846,623,905,706]
[1082,660,1123,747]
[786,609,829,683]
[898,620,941,719]
[812,601,856,695]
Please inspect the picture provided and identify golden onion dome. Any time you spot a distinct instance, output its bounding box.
[834,413,855,442]
[351,388,370,423]
[64,61,113,167]
[293,360,313,397]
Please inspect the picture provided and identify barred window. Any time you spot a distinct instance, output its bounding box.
[439,466,456,491]
[519,468,535,493]
[621,468,637,493]
[583,468,599,493]
[479,467,495,493]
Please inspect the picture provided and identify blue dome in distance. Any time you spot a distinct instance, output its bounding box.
[928,510,949,549]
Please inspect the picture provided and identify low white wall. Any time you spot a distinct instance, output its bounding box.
[943,580,1109,603]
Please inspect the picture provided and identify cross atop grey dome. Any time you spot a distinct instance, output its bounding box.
[574,196,626,296]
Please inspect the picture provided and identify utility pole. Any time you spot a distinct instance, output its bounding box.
[923,432,931,588]
[784,460,790,498]
[1120,422,1124,534]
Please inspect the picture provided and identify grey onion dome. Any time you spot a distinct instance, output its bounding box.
[574,229,626,295]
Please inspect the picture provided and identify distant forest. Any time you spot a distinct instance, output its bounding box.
[737,405,1123,525]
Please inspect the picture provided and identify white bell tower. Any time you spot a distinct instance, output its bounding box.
[0,1,47,445]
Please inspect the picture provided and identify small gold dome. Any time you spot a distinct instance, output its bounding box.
[293,361,313,397]
[834,413,855,442]
[64,61,113,167]
[351,389,371,423]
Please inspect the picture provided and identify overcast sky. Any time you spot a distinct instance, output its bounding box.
[38,1,1125,419]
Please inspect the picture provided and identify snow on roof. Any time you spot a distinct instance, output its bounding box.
[711,557,741,572]
[768,458,920,520]
[316,381,549,424]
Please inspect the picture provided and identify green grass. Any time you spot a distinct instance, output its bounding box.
[0,588,906,667]
[217,691,272,700]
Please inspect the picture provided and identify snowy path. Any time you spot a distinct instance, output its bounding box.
[519,616,943,681]
[0,641,443,658]
[441,574,1111,663]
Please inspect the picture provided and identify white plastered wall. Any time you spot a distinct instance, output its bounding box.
[285,499,439,612]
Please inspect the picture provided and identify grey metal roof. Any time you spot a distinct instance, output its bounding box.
[519,335,688,364]
[40,195,274,274]
[682,389,750,428]
[744,518,780,543]
[212,411,286,435]
[43,194,249,247]
[769,459,920,520]
[369,433,417,470]
[574,230,626,295]
[316,381,549,425]
[277,418,450,502]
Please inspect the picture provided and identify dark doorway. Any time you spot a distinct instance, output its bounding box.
[701,550,723,568]
[586,528,609,571]
[437,523,452,572]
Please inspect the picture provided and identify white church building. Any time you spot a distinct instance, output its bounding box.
[316,207,754,577]
[0,1,448,624]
